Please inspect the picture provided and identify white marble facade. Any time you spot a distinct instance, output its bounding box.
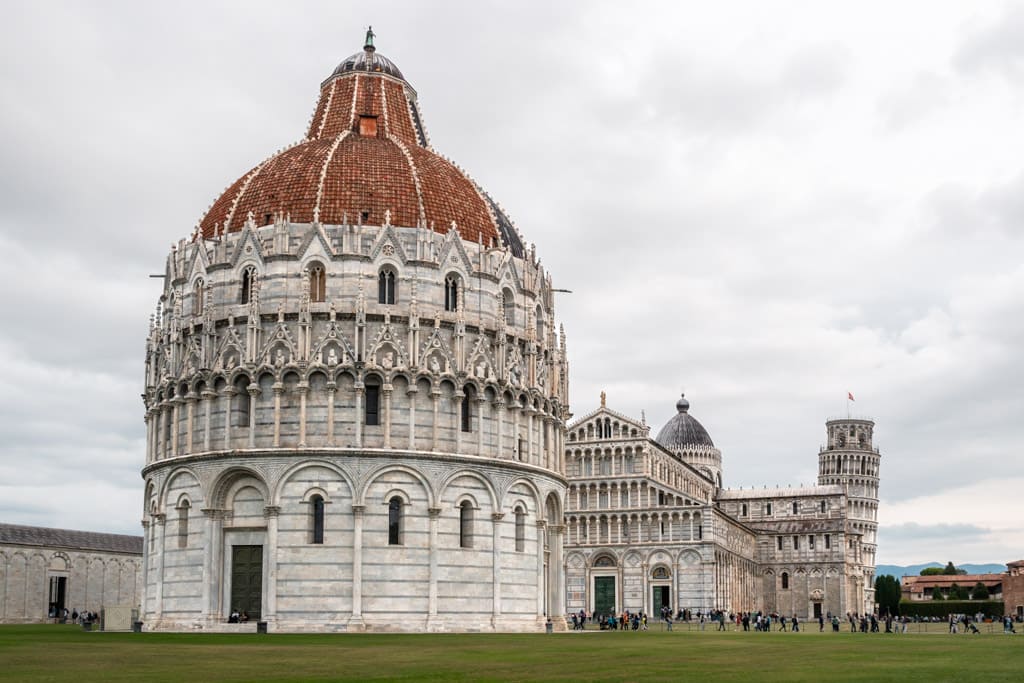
[142,217,569,632]
[563,398,879,620]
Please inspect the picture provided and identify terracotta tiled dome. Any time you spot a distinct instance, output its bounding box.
[199,30,524,255]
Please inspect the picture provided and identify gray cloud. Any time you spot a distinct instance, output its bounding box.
[2,1,1023,564]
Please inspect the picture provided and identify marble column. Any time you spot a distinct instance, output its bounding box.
[491,512,504,626]
[202,389,215,451]
[222,389,235,450]
[349,505,365,629]
[247,387,259,448]
[297,382,309,447]
[428,507,441,625]
[272,383,283,447]
[406,386,417,450]
[153,513,166,619]
[263,506,280,623]
[382,386,393,448]
[535,521,546,617]
[326,382,337,445]
[354,387,364,448]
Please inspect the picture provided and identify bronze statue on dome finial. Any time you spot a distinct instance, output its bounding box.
[364,26,375,52]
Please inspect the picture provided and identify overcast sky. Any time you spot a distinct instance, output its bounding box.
[2,1,1022,566]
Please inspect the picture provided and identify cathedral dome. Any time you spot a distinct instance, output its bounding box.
[655,394,715,449]
[198,30,524,256]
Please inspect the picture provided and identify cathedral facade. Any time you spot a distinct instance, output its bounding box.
[141,32,568,632]
[564,395,879,620]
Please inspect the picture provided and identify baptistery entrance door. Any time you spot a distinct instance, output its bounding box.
[652,585,670,615]
[230,545,263,620]
[594,576,616,616]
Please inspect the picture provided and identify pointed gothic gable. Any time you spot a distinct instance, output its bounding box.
[294,222,336,264]
[259,318,298,366]
[185,242,210,284]
[311,318,357,366]
[229,224,267,268]
[466,331,497,381]
[213,324,245,372]
[367,320,409,370]
[435,227,474,274]
[183,336,204,374]
[494,251,524,293]
[419,325,456,375]
[368,224,410,264]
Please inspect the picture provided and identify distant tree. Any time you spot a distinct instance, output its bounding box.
[921,567,945,576]
[943,561,966,575]
[947,583,964,600]
[874,575,901,616]
[931,586,944,600]
[971,582,990,600]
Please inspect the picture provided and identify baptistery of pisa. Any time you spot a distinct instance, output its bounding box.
[140,32,879,633]
[141,31,568,632]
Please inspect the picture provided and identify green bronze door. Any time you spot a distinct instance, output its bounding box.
[230,545,263,620]
[594,576,616,616]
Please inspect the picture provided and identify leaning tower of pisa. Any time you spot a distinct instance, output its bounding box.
[817,417,880,614]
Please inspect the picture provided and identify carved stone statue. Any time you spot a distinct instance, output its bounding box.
[430,355,441,374]
[275,349,286,367]
[327,348,339,366]
[476,360,486,378]
[381,351,394,370]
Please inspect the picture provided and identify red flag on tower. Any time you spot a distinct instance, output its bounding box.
[848,392,855,401]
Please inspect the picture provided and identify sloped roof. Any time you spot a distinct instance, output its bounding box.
[0,523,142,555]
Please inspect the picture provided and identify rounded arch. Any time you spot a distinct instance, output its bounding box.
[208,466,270,509]
[158,466,205,508]
[271,460,355,507]
[501,477,543,517]
[438,469,499,511]
[358,463,436,508]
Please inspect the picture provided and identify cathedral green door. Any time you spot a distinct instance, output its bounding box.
[594,576,616,616]
[230,545,263,620]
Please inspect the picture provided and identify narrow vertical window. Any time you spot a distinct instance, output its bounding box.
[378,268,396,304]
[502,289,515,325]
[388,496,402,545]
[514,507,525,552]
[365,377,380,426]
[193,279,204,316]
[825,534,831,549]
[777,536,783,551]
[741,503,748,516]
[793,535,800,550]
[792,501,799,515]
[177,500,190,548]
[444,275,459,312]
[766,502,773,516]
[311,495,325,544]
[781,572,789,590]
[536,306,544,340]
[310,265,326,303]
[240,266,257,304]
[820,500,826,513]
[233,377,251,427]
[459,501,473,548]
[808,534,815,550]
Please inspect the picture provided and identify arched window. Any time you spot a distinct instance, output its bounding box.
[240,266,257,304]
[388,496,403,545]
[820,500,827,513]
[364,376,380,426]
[177,499,190,548]
[459,501,473,548]
[378,268,396,304]
[792,501,799,515]
[741,503,748,516]
[309,264,326,303]
[193,279,204,316]
[461,386,474,433]
[765,502,773,516]
[502,289,515,325]
[514,506,525,552]
[781,572,790,590]
[233,377,251,427]
[444,274,459,312]
[311,495,325,544]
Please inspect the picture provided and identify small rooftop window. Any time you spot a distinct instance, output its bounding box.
[359,115,378,137]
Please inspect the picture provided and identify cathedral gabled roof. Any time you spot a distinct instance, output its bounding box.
[0,523,142,555]
[197,30,525,257]
[655,394,715,450]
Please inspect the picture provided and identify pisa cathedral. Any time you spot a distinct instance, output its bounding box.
[138,32,879,632]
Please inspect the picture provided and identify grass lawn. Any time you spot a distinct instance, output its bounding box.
[0,624,1021,682]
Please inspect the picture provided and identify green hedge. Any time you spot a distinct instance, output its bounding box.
[899,600,1004,618]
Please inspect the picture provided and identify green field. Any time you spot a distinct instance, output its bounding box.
[0,624,1020,682]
